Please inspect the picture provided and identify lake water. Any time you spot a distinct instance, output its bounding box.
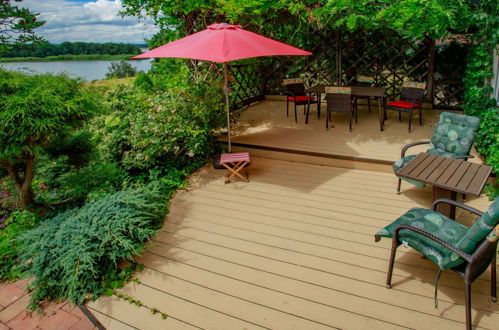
[0,59,153,81]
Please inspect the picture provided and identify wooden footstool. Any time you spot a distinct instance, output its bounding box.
[220,152,250,184]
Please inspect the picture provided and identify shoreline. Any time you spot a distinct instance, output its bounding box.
[0,54,145,63]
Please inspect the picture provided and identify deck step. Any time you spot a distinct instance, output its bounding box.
[224,142,393,173]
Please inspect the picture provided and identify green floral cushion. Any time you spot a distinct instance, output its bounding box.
[393,112,480,188]
[455,198,499,253]
[375,199,499,270]
[392,155,426,188]
[375,208,468,269]
[428,112,480,157]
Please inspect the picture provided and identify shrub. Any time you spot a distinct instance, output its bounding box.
[20,186,167,309]
[0,69,99,208]
[106,60,137,79]
[474,108,499,199]
[96,69,225,172]
[133,72,154,90]
[0,210,38,280]
[44,130,95,168]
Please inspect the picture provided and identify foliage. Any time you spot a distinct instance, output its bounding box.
[0,0,45,54]
[460,0,499,198]
[20,186,167,310]
[121,0,499,197]
[106,60,138,79]
[44,130,95,168]
[2,42,142,58]
[133,72,154,90]
[36,161,125,205]
[0,209,38,281]
[0,69,100,208]
[97,66,225,172]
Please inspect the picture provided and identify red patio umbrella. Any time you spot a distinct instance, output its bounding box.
[133,23,311,152]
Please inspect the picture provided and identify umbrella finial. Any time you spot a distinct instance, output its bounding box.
[208,23,241,30]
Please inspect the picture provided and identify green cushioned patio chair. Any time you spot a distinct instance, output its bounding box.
[375,198,499,330]
[394,112,480,193]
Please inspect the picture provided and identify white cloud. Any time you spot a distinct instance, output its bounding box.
[20,0,159,43]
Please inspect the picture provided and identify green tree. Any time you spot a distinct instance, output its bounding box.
[0,0,45,54]
[0,69,99,208]
[106,60,138,79]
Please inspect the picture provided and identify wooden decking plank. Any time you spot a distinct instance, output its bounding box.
[171,195,382,235]
[398,153,429,176]
[88,296,198,330]
[202,184,407,219]
[427,157,454,182]
[207,180,419,215]
[136,265,401,330]
[167,208,412,253]
[191,188,400,226]
[146,235,497,318]
[138,252,473,329]
[95,282,266,330]
[411,154,439,178]
[130,268,338,330]
[445,161,472,187]
[88,307,137,330]
[434,160,464,185]
[456,163,481,192]
[157,222,494,295]
[467,165,493,194]
[141,246,496,328]
[418,155,446,180]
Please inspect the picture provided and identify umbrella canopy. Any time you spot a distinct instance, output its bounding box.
[133,23,311,62]
[133,23,311,152]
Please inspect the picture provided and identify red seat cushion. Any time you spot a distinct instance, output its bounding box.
[287,95,314,102]
[388,100,420,109]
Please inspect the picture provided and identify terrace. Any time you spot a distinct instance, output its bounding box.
[88,100,497,329]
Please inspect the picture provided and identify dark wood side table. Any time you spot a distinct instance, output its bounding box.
[397,153,492,219]
[305,85,387,131]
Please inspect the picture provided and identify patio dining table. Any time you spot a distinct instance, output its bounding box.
[305,85,387,131]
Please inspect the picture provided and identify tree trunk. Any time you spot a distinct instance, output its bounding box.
[3,156,35,209]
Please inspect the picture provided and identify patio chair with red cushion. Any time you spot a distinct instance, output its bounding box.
[386,81,426,132]
[325,86,357,132]
[283,78,317,123]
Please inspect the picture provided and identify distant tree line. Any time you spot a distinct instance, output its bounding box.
[2,42,142,58]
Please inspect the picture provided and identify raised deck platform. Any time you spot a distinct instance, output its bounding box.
[221,99,481,171]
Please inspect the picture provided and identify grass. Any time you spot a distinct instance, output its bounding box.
[0,54,142,63]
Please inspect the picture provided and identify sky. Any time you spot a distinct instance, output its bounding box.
[20,0,159,44]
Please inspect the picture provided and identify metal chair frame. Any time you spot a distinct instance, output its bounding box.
[386,199,497,330]
[386,85,426,132]
[283,83,317,123]
[325,92,357,132]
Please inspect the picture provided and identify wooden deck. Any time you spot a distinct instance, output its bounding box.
[87,157,497,329]
[223,99,482,166]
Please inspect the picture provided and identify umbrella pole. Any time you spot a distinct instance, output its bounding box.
[223,62,231,153]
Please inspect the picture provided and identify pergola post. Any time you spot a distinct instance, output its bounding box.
[336,30,342,86]
[427,38,436,104]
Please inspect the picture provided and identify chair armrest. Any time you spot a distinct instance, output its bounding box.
[393,224,473,262]
[432,198,484,217]
[282,91,295,97]
[454,155,475,160]
[401,141,430,157]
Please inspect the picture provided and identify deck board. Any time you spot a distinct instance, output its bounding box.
[90,157,497,329]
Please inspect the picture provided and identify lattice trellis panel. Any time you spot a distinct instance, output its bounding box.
[229,64,266,108]
[228,29,464,109]
[340,31,430,99]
